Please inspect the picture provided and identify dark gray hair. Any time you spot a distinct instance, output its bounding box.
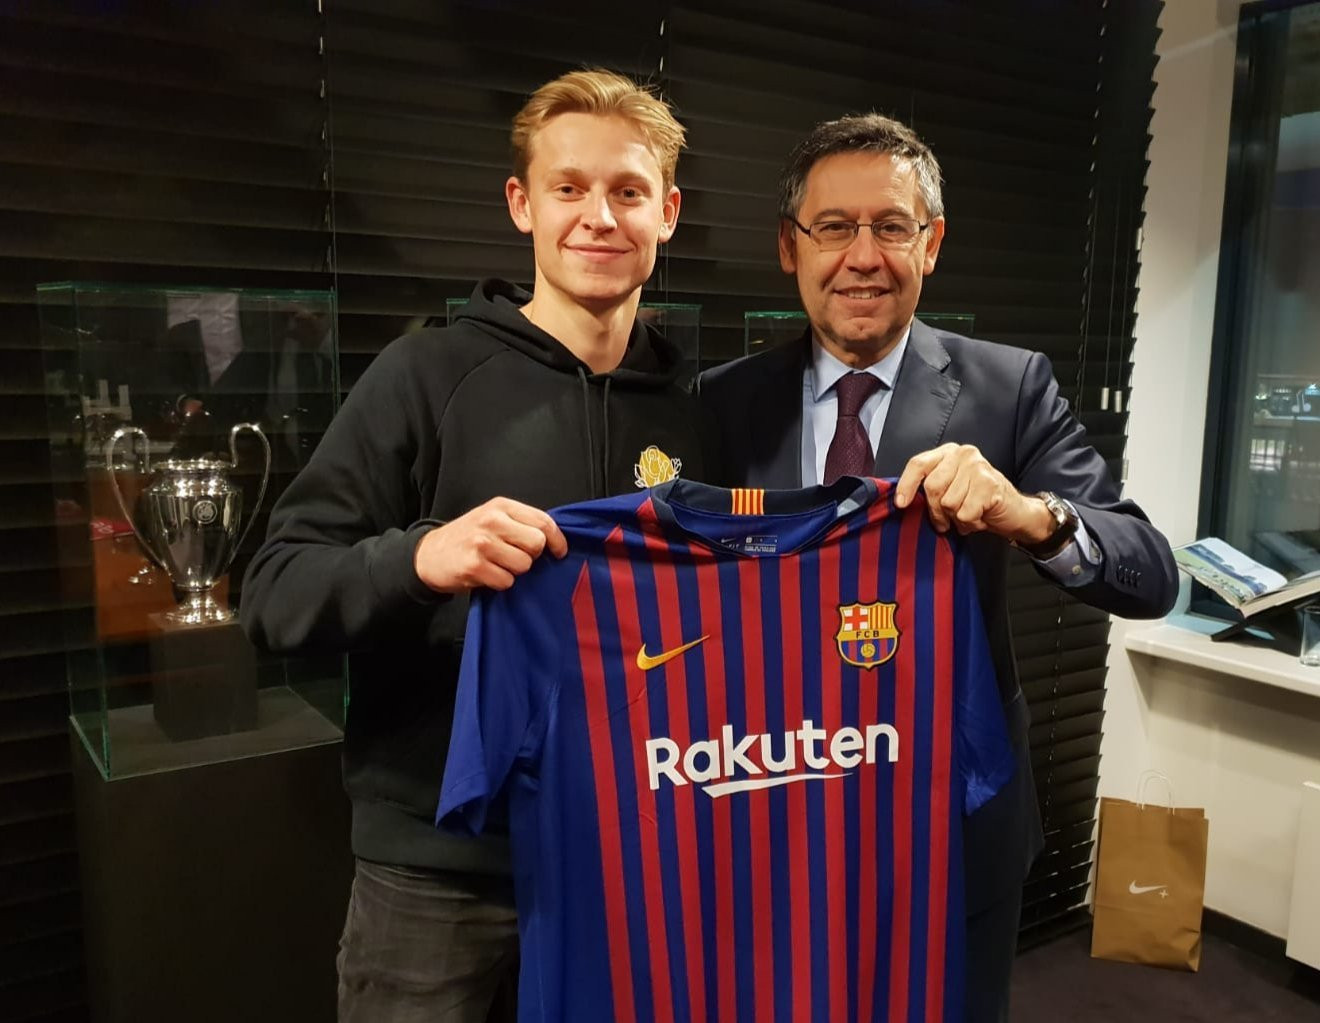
[777,113,944,221]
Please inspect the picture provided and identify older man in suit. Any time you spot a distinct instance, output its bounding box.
[699,113,1177,1021]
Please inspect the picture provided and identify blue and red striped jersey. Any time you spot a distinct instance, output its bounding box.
[438,476,1015,1023]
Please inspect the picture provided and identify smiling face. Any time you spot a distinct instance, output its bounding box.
[506,112,681,313]
[779,150,945,367]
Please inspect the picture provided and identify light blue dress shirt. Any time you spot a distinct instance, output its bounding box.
[801,331,1101,581]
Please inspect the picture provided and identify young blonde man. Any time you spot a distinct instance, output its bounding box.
[242,70,702,1023]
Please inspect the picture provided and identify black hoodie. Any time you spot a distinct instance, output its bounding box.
[241,279,706,874]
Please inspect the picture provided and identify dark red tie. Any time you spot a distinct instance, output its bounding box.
[823,372,884,484]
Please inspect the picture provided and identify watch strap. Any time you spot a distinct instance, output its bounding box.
[1021,491,1079,560]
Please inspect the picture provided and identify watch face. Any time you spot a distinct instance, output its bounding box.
[1034,492,1077,550]
[1043,493,1076,532]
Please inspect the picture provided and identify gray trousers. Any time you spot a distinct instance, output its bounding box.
[337,858,519,1023]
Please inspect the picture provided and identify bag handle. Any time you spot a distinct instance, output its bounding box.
[1138,769,1175,812]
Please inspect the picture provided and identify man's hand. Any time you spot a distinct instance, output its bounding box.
[414,498,568,594]
[893,443,1054,545]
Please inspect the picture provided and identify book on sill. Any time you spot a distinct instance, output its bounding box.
[1173,537,1320,617]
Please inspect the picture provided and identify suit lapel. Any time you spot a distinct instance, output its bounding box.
[749,333,809,489]
[872,318,962,477]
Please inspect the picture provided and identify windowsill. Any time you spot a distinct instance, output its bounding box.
[1124,617,1320,699]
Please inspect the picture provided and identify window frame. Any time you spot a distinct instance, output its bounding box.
[1195,0,1320,617]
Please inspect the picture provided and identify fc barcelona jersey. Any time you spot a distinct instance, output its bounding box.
[437,477,1015,1023]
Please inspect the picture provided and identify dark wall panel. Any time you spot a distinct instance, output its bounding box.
[0,1,1160,1016]
[0,4,331,1020]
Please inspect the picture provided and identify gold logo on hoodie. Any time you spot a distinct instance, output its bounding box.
[634,445,682,488]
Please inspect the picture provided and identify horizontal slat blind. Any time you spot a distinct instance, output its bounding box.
[323,0,665,386]
[1018,0,1162,949]
[1,1,1160,1013]
[0,4,329,1019]
[664,0,1099,364]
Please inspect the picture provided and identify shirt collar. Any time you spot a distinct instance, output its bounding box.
[808,324,911,402]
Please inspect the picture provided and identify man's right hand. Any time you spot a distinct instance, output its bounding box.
[413,498,568,594]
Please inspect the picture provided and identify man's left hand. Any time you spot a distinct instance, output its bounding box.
[893,442,1055,545]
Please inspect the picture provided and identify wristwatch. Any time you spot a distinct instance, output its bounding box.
[1021,491,1079,560]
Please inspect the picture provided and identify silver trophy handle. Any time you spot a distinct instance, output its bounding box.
[229,422,271,554]
[105,426,167,572]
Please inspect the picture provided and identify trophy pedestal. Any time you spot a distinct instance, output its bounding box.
[147,618,258,741]
[71,724,351,1023]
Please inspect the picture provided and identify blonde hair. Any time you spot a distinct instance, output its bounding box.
[511,69,686,191]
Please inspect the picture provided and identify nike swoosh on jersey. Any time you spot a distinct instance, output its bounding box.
[1128,882,1168,895]
[636,635,709,671]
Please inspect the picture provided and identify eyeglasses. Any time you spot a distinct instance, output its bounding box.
[791,216,931,252]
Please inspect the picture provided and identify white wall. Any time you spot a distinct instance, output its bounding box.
[1101,0,1320,939]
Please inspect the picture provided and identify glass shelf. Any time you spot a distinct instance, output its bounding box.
[743,310,808,355]
[639,302,701,381]
[919,311,975,335]
[743,309,976,357]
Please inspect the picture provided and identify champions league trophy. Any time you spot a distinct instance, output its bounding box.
[105,423,271,626]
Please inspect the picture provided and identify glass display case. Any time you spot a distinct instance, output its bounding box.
[639,302,701,380]
[744,310,808,354]
[446,296,470,325]
[744,310,976,357]
[38,282,347,780]
[920,311,975,335]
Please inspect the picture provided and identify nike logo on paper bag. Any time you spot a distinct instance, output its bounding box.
[1128,882,1170,897]
[636,636,709,671]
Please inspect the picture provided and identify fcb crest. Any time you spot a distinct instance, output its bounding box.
[836,602,900,670]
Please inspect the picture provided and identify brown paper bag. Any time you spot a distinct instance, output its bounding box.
[1090,789,1209,971]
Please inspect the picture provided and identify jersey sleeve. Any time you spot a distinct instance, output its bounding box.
[436,554,577,834]
[952,549,1018,815]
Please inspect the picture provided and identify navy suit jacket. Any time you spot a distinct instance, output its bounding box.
[698,319,1177,911]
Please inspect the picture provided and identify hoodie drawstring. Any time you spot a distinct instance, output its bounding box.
[577,369,616,499]
[601,377,612,499]
[577,367,597,497]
